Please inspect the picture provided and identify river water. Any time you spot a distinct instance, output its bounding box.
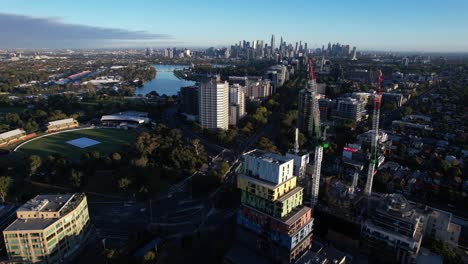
[135,64,195,96]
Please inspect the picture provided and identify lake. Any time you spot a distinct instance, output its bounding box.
[135,64,195,96]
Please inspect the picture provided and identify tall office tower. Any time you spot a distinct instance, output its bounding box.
[256,40,264,58]
[344,45,350,56]
[237,150,313,263]
[271,34,275,52]
[361,194,423,264]
[304,42,307,52]
[199,76,229,130]
[351,46,357,60]
[295,42,298,53]
[2,193,90,263]
[320,54,325,72]
[228,83,246,126]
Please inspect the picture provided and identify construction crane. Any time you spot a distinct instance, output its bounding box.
[306,55,328,207]
[364,70,383,196]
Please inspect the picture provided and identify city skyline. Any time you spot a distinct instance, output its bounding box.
[1,0,468,52]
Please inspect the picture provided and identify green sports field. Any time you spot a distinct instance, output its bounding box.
[16,128,137,160]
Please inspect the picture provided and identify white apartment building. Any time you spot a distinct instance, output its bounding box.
[199,78,229,130]
[229,83,246,125]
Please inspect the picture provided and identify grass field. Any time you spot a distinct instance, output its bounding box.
[16,128,137,160]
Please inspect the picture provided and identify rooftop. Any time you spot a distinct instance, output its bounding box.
[47,118,76,126]
[244,149,293,165]
[101,115,148,124]
[0,129,25,140]
[17,194,73,213]
[5,193,85,232]
[4,218,56,232]
[117,111,148,117]
[373,194,423,225]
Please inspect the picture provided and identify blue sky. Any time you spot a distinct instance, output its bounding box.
[1,0,468,51]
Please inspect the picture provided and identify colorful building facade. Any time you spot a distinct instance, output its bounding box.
[236,149,313,263]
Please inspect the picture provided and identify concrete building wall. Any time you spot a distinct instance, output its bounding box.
[238,174,297,201]
[243,154,294,185]
[237,213,313,249]
[199,79,229,130]
[240,188,303,218]
[228,84,245,126]
[240,205,312,236]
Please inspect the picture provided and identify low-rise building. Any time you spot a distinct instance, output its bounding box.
[361,194,423,264]
[0,129,26,147]
[2,193,90,263]
[424,207,461,249]
[46,118,78,132]
[100,111,150,129]
[331,97,366,123]
[392,120,433,131]
[242,78,272,101]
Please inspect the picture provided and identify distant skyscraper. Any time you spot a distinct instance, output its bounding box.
[271,34,275,52]
[164,47,174,58]
[145,47,152,56]
[320,54,326,72]
[351,46,357,60]
[199,76,229,130]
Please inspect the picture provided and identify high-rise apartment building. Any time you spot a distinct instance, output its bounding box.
[236,150,313,263]
[2,193,90,264]
[271,34,275,53]
[228,84,246,126]
[199,77,229,130]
